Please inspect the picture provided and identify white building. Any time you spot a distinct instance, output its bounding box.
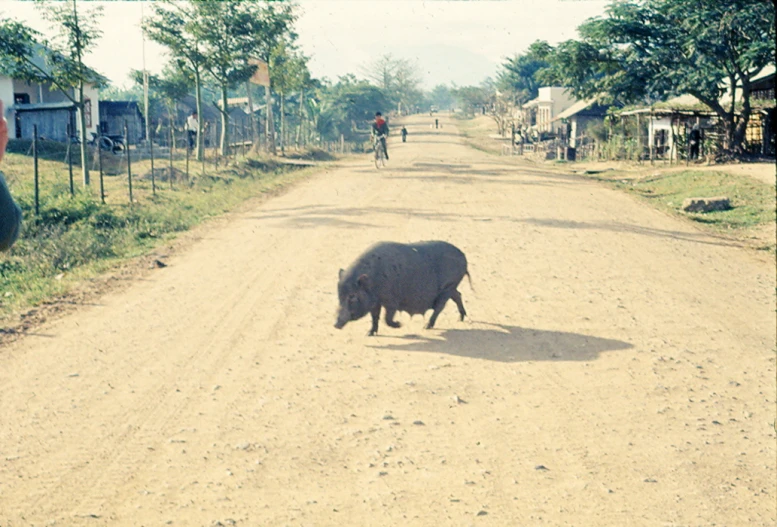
[522,87,578,133]
[0,46,101,142]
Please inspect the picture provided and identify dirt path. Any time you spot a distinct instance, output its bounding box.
[1,114,774,526]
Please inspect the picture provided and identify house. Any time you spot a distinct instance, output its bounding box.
[522,87,577,134]
[551,98,614,148]
[618,65,776,159]
[0,45,101,142]
[746,67,775,156]
[99,101,145,143]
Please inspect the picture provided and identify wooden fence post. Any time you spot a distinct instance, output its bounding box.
[125,121,133,204]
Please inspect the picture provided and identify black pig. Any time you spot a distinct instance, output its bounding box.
[335,241,470,335]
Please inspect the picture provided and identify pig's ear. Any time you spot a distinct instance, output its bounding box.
[357,274,371,290]
[339,268,344,280]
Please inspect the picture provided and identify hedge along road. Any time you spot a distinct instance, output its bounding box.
[0,114,774,526]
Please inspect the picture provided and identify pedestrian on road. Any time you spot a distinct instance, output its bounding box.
[435,118,439,129]
[401,126,408,143]
[0,100,22,251]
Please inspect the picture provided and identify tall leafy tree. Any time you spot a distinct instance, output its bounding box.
[144,0,207,160]
[130,63,192,142]
[544,0,776,154]
[270,39,310,154]
[242,0,296,155]
[190,1,259,156]
[315,76,389,141]
[497,40,553,104]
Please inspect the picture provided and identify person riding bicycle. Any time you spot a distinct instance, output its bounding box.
[371,112,389,160]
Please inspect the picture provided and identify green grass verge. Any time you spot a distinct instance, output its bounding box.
[0,151,325,322]
[609,170,775,232]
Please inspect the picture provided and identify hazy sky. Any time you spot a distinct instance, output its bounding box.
[1,0,610,89]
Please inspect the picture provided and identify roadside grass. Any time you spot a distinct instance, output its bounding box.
[452,114,506,155]
[0,148,328,323]
[449,113,775,251]
[606,170,775,241]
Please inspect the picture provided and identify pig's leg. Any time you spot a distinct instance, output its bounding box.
[451,289,467,321]
[368,305,381,336]
[384,307,402,328]
[426,292,451,329]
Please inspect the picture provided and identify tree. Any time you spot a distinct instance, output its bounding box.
[270,39,310,154]
[426,84,454,111]
[360,54,423,114]
[130,63,192,143]
[0,2,106,186]
[144,0,207,160]
[451,85,490,116]
[544,0,776,154]
[316,77,389,141]
[241,1,297,155]
[497,40,553,105]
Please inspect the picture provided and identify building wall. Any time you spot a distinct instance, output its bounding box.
[0,75,100,141]
[533,87,578,133]
[17,109,74,141]
[0,77,13,137]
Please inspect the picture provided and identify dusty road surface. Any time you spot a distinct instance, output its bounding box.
[1,114,774,526]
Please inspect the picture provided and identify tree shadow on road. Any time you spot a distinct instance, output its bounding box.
[248,205,743,248]
[369,322,632,363]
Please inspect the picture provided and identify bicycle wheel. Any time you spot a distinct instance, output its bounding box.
[374,145,381,169]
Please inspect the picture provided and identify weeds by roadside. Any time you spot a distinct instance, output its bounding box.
[0,150,328,323]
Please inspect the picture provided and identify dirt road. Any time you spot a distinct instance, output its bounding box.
[1,114,774,526]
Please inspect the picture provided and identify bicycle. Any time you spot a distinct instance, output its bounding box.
[373,133,386,169]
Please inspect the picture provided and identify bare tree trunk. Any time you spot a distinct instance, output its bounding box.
[246,82,260,153]
[220,86,229,157]
[195,65,203,161]
[296,88,304,147]
[280,89,286,156]
[77,81,90,186]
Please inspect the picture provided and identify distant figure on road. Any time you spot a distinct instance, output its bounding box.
[401,126,408,143]
[0,100,22,251]
[371,112,389,160]
[435,118,439,129]
[186,111,198,151]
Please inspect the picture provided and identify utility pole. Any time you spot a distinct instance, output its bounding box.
[141,2,151,151]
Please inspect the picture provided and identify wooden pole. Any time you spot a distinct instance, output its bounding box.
[125,121,133,204]
[150,127,156,195]
[33,125,39,216]
[98,138,105,203]
[169,124,174,189]
[67,122,74,196]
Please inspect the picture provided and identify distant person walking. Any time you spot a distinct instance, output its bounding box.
[186,111,198,151]
[435,118,439,129]
[401,126,408,143]
[0,101,22,251]
[689,125,701,160]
